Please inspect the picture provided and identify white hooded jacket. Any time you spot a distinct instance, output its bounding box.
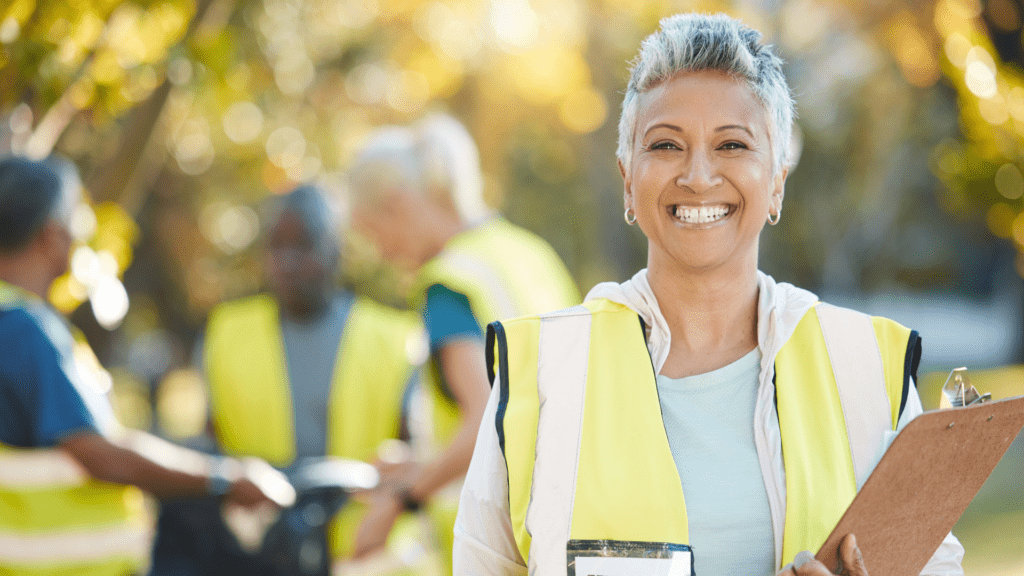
[453,270,965,575]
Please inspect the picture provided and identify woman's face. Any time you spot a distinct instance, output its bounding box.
[622,70,786,275]
[351,192,433,271]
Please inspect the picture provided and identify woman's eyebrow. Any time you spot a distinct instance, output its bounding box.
[716,124,754,137]
[643,123,683,137]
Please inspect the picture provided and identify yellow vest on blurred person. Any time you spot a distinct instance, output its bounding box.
[409,218,580,443]
[0,282,148,576]
[491,299,916,569]
[204,294,424,559]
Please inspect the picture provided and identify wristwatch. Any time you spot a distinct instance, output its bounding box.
[207,458,234,497]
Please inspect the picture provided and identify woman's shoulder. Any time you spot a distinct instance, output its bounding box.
[492,298,634,329]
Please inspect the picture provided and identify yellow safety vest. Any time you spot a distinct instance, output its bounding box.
[490,298,918,571]
[204,294,423,559]
[410,218,580,443]
[0,282,148,576]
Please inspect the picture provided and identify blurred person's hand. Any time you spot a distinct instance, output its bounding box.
[776,534,868,576]
[351,492,403,559]
[225,458,296,509]
[350,441,417,506]
[61,429,297,507]
[372,458,417,493]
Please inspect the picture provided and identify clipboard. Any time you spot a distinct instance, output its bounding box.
[815,395,1024,575]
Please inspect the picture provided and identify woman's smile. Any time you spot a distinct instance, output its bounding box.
[668,203,734,227]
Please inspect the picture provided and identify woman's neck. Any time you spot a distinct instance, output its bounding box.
[414,205,471,268]
[647,253,760,379]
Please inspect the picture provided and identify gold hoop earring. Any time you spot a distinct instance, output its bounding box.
[624,208,637,225]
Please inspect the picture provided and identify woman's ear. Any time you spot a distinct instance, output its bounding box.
[772,165,788,212]
[619,159,633,212]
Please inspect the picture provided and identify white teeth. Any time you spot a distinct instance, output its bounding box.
[673,205,729,224]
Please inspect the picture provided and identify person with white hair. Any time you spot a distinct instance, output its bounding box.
[453,13,965,576]
[346,114,580,567]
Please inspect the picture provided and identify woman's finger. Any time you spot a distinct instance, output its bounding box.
[790,551,835,575]
[838,534,869,576]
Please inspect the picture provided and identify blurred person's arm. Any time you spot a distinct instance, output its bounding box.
[6,311,292,509]
[353,284,490,558]
[352,337,490,558]
[400,338,490,499]
[60,428,294,507]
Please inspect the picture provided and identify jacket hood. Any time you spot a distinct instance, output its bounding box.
[584,269,819,377]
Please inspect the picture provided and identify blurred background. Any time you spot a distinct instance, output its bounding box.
[1,0,1022,572]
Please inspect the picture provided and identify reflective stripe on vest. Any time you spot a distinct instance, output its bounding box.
[204,294,421,558]
[0,447,88,488]
[0,522,149,568]
[489,299,918,574]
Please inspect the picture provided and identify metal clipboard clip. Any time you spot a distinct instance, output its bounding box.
[938,367,992,409]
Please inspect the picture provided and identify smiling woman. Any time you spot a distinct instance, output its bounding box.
[453,12,965,576]
[623,70,784,283]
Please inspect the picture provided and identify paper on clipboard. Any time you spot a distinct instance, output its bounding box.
[815,395,1024,575]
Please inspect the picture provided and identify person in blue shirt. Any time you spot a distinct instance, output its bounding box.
[0,156,294,576]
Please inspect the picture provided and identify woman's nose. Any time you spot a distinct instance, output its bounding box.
[675,149,722,193]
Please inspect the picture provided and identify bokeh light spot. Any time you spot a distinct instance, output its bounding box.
[386,70,430,113]
[222,101,264,144]
[157,369,209,440]
[90,276,130,330]
[987,203,1017,237]
[944,33,972,68]
[1013,211,1024,245]
[978,93,1010,124]
[346,62,390,105]
[201,202,261,254]
[1008,87,1024,121]
[491,0,540,53]
[965,60,997,98]
[995,163,1024,199]
[70,204,98,241]
[266,126,306,169]
[0,17,20,44]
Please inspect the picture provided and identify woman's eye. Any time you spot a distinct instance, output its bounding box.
[720,141,749,150]
[650,141,680,150]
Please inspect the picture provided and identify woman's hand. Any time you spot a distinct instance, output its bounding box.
[776,534,868,576]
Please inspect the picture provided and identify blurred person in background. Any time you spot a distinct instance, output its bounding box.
[346,114,580,569]
[0,155,294,576]
[192,184,430,572]
[452,13,964,576]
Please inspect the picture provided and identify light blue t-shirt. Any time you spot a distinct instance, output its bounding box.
[656,348,775,576]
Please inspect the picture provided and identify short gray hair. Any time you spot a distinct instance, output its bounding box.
[617,13,795,172]
[348,114,490,223]
[347,125,423,203]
